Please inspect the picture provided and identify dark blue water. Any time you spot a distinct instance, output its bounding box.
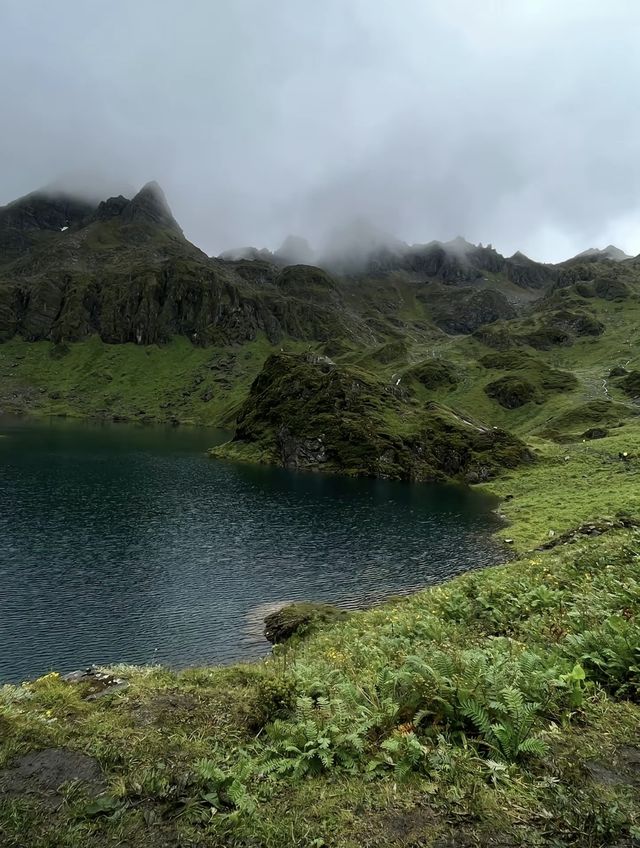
[0,415,503,683]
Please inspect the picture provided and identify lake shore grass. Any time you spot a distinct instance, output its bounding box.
[1,426,639,847]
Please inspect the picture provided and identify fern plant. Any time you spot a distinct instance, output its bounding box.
[564,617,639,698]
[193,758,256,815]
[460,686,548,762]
[263,695,372,778]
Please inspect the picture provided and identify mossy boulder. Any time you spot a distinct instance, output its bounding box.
[484,375,538,409]
[549,310,604,337]
[363,339,408,366]
[575,282,596,298]
[582,427,609,440]
[407,358,458,390]
[263,602,347,644]
[594,277,630,301]
[609,366,629,378]
[275,264,337,295]
[539,369,578,392]
[523,324,573,350]
[480,350,577,395]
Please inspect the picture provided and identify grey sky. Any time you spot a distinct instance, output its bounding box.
[1,0,639,262]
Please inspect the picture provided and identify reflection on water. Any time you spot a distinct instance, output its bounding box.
[0,415,502,683]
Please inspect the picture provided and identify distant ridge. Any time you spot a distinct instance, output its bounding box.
[573,244,632,262]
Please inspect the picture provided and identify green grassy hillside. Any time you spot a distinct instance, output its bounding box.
[1,186,639,846]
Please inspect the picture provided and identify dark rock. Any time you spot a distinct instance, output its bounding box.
[582,427,609,440]
[618,370,640,399]
[264,602,348,644]
[537,516,640,549]
[609,365,629,378]
[220,352,532,482]
[120,181,183,233]
[62,665,128,699]
[594,276,630,301]
[429,287,517,334]
[278,426,328,468]
[549,309,604,337]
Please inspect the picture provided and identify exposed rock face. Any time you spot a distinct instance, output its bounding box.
[0,184,364,346]
[274,235,315,266]
[0,191,95,261]
[424,285,517,334]
[573,245,632,262]
[120,181,183,233]
[594,276,630,301]
[278,427,328,467]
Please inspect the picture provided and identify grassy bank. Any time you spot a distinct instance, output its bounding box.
[482,422,640,550]
[0,335,304,427]
[1,475,639,846]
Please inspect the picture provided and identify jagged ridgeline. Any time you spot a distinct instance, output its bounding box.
[2,180,640,482]
[0,182,559,346]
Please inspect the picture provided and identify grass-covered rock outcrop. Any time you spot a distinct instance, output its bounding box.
[484,374,538,408]
[212,352,531,482]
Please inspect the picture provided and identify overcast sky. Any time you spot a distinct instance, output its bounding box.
[1,0,639,262]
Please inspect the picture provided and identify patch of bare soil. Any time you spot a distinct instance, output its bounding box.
[0,748,105,806]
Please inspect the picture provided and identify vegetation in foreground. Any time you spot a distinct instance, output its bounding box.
[1,520,638,846]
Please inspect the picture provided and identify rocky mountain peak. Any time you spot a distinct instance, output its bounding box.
[120,181,182,233]
[0,189,94,234]
[575,244,631,262]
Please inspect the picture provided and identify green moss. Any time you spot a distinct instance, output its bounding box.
[405,357,458,389]
[540,399,635,437]
[485,375,539,409]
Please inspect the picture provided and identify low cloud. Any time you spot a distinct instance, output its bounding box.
[1,0,639,262]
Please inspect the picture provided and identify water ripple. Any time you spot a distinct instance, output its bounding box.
[0,415,502,683]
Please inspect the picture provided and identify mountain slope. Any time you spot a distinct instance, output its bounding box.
[2,179,640,478]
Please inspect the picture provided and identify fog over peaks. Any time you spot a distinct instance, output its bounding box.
[1,1,640,262]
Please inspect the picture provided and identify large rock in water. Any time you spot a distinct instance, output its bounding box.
[214,352,532,482]
[264,602,347,644]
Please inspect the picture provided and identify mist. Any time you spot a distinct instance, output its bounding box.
[1,0,640,263]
